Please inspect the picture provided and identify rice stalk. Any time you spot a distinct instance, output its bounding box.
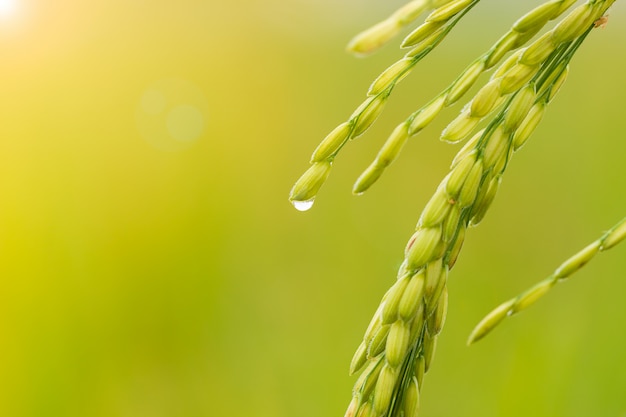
[439,0,610,144]
[289,0,480,210]
[353,0,582,195]
[344,8,615,415]
[346,0,456,57]
[468,216,626,345]
[287,0,617,415]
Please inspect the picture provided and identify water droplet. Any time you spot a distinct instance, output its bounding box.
[292,199,315,212]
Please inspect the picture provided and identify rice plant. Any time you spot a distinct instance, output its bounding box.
[288,1,624,416]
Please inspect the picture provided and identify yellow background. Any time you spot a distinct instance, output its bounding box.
[0,1,625,416]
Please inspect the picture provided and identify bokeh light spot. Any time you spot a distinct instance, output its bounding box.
[136,79,209,151]
[166,104,204,143]
[140,89,167,115]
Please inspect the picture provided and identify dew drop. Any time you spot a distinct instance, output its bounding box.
[292,199,315,212]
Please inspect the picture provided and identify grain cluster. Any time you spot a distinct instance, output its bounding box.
[288,1,620,416]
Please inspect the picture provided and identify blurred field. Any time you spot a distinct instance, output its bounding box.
[0,1,625,416]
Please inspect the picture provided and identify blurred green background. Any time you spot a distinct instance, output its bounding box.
[0,1,625,416]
